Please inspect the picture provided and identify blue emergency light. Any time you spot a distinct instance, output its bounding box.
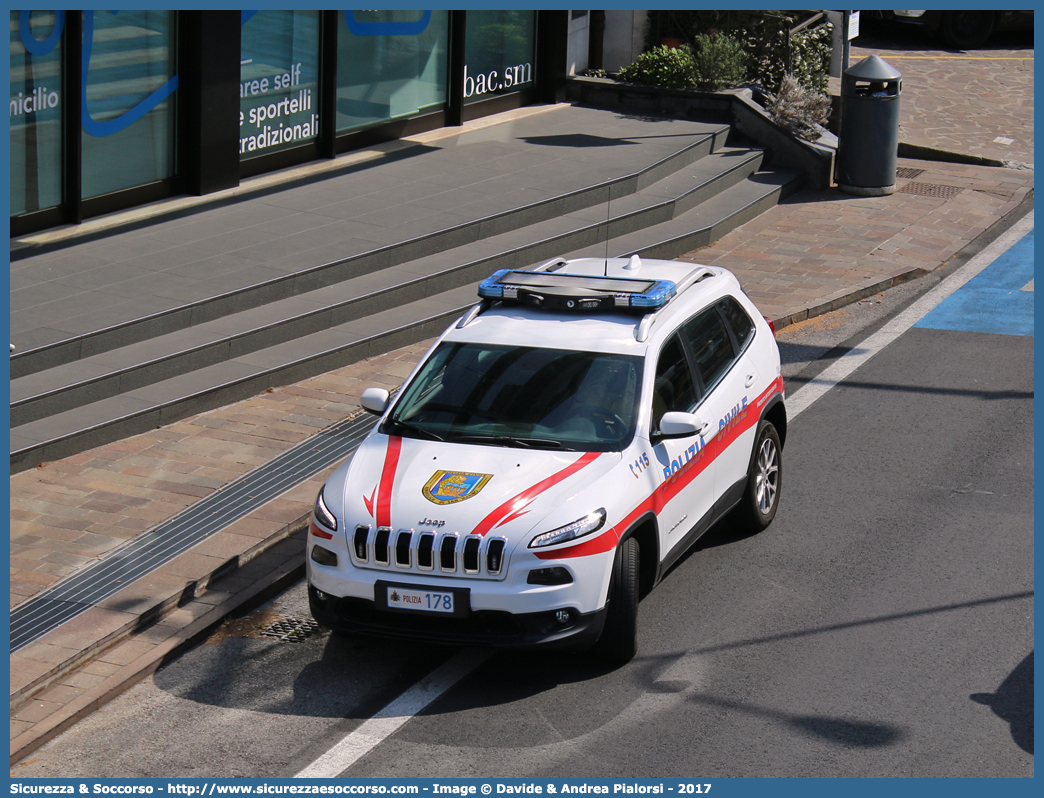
[477,269,677,312]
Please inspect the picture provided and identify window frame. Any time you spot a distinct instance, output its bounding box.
[649,296,759,434]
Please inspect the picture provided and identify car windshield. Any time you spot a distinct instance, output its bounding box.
[382,342,643,452]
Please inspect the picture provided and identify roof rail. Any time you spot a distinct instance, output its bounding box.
[634,266,716,342]
[456,300,491,329]
[676,266,716,294]
[530,257,568,273]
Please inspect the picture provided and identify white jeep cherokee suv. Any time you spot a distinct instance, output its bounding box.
[307,255,786,661]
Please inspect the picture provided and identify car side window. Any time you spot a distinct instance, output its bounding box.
[719,296,754,351]
[652,334,697,429]
[682,306,736,392]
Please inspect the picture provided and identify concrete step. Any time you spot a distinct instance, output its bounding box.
[10,122,730,380]
[11,161,803,472]
[605,168,804,260]
[11,148,764,429]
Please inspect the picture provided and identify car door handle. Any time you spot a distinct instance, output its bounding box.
[744,374,756,388]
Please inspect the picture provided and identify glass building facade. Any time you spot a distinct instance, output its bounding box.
[11,10,64,217]
[10,9,560,236]
[240,10,320,159]
[464,11,537,104]
[81,10,177,197]
[336,10,450,134]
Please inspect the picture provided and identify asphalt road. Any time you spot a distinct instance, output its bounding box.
[12,218,1034,780]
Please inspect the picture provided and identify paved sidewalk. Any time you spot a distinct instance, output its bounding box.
[842,26,1033,167]
[8,40,1034,764]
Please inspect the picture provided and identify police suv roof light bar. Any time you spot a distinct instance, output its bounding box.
[477,269,677,312]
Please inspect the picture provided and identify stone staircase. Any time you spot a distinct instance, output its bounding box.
[10,107,803,471]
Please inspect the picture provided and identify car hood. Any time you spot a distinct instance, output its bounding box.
[338,433,619,541]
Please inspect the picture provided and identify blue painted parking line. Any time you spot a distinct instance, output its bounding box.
[915,230,1034,336]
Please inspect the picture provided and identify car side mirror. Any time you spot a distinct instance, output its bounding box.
[655,411,710,442]
[360,387,390,415]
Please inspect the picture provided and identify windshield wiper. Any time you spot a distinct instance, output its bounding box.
[388,418,444,441]
[448,434,562,449]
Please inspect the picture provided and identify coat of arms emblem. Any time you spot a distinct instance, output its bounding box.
[423,470,493,505]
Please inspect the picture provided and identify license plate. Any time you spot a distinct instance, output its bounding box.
[388,586,455,613]
[376,581,469,617]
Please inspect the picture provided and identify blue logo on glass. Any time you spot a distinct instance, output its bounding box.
[344,10,431,37]
[81,11,178,138]
[18,9,434,139]
[18,10,63,56]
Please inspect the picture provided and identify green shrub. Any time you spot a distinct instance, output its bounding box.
[731,15,790,93]
[618,44,697,90]
[643,10,832,94]
[691,33,748,91]
[765,74,832,141]
[791,22,833,93]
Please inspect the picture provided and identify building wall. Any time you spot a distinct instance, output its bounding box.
[566,10,590,76]
[603,10,648,72]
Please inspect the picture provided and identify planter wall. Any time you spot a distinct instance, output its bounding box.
[566,76,836,190]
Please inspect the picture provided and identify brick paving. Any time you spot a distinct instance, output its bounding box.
[7,35,1034,764]
[685,160,1032,322]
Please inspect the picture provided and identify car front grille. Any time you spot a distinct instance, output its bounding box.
[351,525,508,579]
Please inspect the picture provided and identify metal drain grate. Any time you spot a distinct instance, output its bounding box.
[898,182,963,199]
[259,617,321,643]
[896,167,926,179]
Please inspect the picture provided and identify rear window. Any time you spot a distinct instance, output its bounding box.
[682,307,735,391]
[719,296,754,351]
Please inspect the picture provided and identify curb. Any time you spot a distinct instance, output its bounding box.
[897,142,1008,169]
[772,268,930,331]
[10,512,311,708]
[10,532,308,766]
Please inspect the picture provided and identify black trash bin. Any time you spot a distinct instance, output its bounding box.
[836,55,902,196]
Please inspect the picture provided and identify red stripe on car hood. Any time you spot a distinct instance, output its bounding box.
[471,451,602,537]
[375,436,402,529]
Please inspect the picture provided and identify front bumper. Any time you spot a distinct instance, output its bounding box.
[309,583,607,651]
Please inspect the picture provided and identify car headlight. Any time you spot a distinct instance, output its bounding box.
[528,509,606,549]
[314,486,338,531]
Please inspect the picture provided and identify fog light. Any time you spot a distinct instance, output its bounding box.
[555,610,571,624]
[310,545,338,567]
[527,567,573,585]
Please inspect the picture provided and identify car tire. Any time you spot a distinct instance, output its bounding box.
[732,420,782,533]
[938,11,995,49]
[592,537,639,662]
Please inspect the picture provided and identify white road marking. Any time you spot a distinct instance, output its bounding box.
[786,211,1033,420]
[294,648,493,778]
[1021,278,1033,292]
[362,653,710,772]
